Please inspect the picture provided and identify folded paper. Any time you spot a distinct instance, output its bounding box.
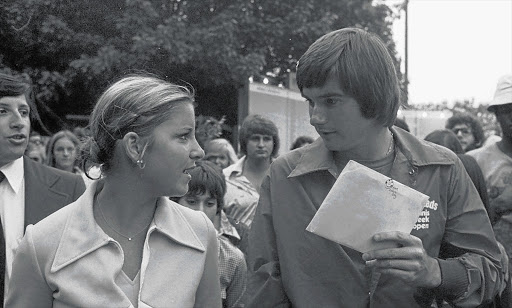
[306,160,429,253]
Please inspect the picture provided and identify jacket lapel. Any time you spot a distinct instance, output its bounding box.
[23,157,71,228]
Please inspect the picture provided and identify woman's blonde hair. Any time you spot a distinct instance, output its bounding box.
[45,130,80,168]
[81,74,195,175]
[204,138,239,166]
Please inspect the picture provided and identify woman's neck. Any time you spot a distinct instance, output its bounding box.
[95,175,158,233]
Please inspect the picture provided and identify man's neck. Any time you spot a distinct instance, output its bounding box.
[497,137,512,158]
[243,156,271,175]
[333,128,393,171]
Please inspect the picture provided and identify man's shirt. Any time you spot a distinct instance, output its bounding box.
[0,157,25,298]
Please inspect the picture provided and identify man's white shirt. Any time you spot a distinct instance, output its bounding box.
[0,157,25,298]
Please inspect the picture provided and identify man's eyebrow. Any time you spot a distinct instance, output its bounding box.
[318,92,346,98]
[301,92,346,100]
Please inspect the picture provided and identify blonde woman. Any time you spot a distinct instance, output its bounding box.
[6,75,221,307]
[203,138,238,169]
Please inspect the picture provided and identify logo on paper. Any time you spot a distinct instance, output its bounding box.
[412,199,438,230]
[385,179,398,199]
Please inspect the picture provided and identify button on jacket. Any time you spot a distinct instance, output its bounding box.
[246,127,502,308]
[6,181,221,308]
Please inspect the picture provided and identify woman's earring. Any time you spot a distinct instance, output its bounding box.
[136,159,146,169]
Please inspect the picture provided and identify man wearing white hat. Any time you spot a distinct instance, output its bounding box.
[468,74,512,306]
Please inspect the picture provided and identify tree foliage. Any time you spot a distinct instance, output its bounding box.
[1,0,400,132]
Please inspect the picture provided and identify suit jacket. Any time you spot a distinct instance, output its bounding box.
[0,157,85,303]
[23,156,86,228]
[5,180,222,308]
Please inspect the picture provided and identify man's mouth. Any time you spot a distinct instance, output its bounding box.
[7,134,27,144]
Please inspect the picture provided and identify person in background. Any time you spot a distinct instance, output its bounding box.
[204,138,239,169]
[25,131,47,163]
[6,75,221,307]
[176,160,247,308]
[424,128,510,308]
[245,28,502,307]
[45,130,81,174]
[446,112,485,153]
[45,130,100,188]
[394,117,410,132]
[223,114,279,227]
[290,135,315,151]
[0,72,85,305]
[468,74,512,307]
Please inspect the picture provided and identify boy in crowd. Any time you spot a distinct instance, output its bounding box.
[174,160,247,308]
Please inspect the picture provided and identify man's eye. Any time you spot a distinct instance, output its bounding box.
[263,136,272,142]
[306,99,314,107]
[186,199,196,205]
[207,202,217,207]
[326,98,337,105]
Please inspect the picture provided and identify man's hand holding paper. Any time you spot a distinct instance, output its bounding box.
[306,160,429,253]
[362,231,442,288]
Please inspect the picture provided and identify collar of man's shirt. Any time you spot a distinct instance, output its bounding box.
[0,157,24,194]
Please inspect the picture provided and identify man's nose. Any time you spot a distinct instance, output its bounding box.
[310,105,327,126]
[10,111,27,129]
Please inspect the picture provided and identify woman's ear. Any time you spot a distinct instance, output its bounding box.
[122,132,143,163]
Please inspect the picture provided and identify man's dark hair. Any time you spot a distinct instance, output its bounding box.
[445,113,485,150]
[239,114,280,157]
[177,160,227,214]
[296,28,401,128]
[0,72,48,134]
[424,129,463,154]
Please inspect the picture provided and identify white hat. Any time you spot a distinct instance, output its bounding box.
[488,74,512,111]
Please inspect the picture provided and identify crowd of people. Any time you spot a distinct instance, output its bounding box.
[1,27,511,308]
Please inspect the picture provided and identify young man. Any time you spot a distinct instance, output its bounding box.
[176,160,247,308]
[468,74,512,306]
[245,28,502,307]
[445,113,485,153]
[0,72,85,303]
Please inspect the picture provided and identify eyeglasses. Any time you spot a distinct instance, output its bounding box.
[452,128,472,136]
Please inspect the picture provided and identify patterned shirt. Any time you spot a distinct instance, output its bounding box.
[223,156,259,226]
[218,235,247,308]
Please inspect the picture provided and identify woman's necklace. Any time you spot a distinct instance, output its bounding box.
[98,203,154,241]
[386,132,395,156]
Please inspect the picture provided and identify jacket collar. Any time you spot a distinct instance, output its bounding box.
[288,138,338,178]
[51,180,205,273]
[391,127,455,166]
[289,127,454,178]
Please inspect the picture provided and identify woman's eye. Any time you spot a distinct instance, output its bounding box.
[20,109,30,116]
[186,199,196,205]
[207,202,217,207]
[179,135,189,141]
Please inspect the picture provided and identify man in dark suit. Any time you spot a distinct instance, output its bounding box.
[0,72,86,304]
